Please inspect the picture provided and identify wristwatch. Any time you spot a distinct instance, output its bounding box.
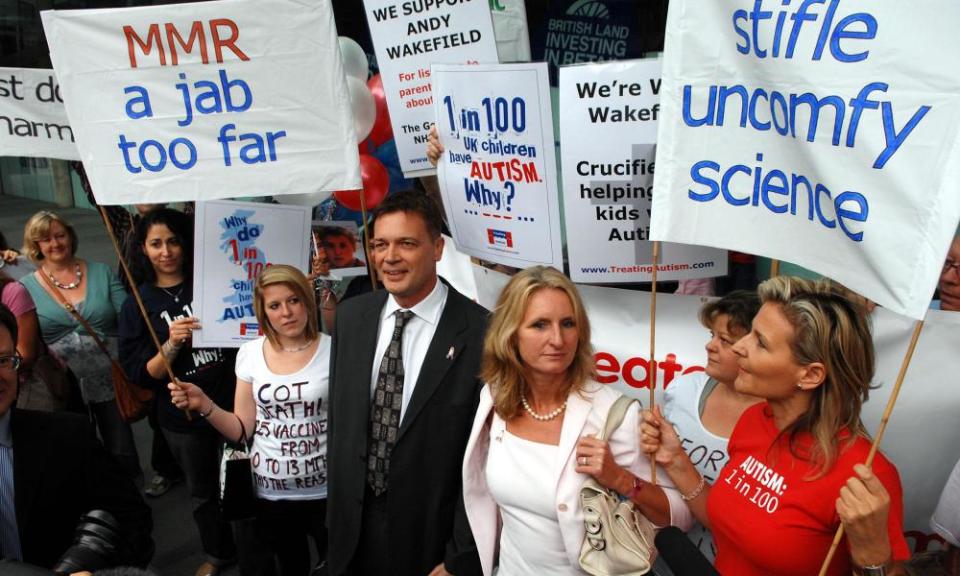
[855,562,889,576]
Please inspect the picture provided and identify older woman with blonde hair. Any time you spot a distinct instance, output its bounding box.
[642,276,911,576]
[171,264,330,575]
[20,210,140,480]
[461,266,692,576]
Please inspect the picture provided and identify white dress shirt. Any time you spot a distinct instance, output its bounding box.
[370,280,448,424]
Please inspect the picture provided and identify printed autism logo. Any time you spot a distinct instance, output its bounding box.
[487,229,514,248]
[567,0,610,18]
[239,322,262,336]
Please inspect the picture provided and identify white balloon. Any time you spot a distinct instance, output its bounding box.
[274,190,332,207]
[339,37,369,82]
[347,76,376,142]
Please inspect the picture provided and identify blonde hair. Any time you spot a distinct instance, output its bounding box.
[480,266,595,420]
[252,264,318,347]
[757,276,874,478]
[23,211,79,262]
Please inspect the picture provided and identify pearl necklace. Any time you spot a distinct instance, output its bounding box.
[279,338,314,353]
[45,263,82,290]
[521,393,567,422]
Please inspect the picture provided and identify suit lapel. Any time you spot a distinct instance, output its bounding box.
[554,392,593,484]
[352,292,388,417]
[396,292,468,442]
[10,410,41,533]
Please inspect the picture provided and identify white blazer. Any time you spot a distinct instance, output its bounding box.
[461,382,694,576]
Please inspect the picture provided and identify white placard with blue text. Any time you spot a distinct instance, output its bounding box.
[362,0,499,178]
[559,60,727,283]
[0,67,79,161]
[192,200,311,348]
[41,0,360,205]
[651,0,960,319]
[432,62,563,269]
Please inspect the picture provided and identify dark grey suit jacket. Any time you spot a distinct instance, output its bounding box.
[327,282,486,576]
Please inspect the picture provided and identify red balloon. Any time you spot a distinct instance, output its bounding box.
[334,155,389,211]
[367,74,393,147]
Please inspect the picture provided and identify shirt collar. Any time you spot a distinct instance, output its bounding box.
[383,278,448,327]
[0,410,12,447]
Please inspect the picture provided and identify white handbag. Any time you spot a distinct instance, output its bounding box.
[578,396,656,576]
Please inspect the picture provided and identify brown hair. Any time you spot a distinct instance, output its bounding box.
[698,289,761,336]
[23,211,79,262]
[480,266,596,420]
[757,276,874,478]
[252,265,318,347]
[370,189,444,239]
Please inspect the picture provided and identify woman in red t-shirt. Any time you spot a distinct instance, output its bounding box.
[642,276,910,576]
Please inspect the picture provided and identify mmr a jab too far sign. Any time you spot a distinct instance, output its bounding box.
[41,0,361,206]
[651,0,960,319]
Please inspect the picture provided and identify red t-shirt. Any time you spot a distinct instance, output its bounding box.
[707,403,910,576]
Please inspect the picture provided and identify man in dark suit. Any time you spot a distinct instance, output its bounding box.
[327,190,486,576]
[0,304,152,570]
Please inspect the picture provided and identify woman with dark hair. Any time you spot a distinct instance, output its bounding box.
[643,277,911,575]
[659,290,762,561]
[118,208,237,576]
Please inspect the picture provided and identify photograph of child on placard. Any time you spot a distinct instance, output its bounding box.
[311,221,366,278]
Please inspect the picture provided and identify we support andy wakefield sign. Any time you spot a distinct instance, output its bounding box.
[433,62,563,269]
[41,0,360,205]
[651,1,960,319]
[363,0,498,177]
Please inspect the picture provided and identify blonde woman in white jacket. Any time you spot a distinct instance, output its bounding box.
[461,266,693,576]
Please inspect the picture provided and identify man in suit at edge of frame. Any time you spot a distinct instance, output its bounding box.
[326,189,486,576]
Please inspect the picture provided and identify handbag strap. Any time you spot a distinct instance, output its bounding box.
[598,395,640,442]
[37,267,114,361]
[234,414,254,451]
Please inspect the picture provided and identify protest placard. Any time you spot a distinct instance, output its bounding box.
[559,60,727,283]
[41,0,360,205]
[0,67,79,161]
[192,200,311,348]
[362,0,499,177]
[447,258,960,555]
[650,0,960,319]
[433,62,563,269]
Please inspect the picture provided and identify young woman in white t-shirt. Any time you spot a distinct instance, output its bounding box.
[661,290,762,562]
[171,264,330,575]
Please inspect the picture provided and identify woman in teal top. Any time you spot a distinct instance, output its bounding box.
[20,210,141,482]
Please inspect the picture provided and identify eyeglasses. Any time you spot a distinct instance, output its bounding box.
[944,260,960,276]
[0,355,21,371]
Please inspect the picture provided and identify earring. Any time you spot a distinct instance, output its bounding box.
[796,383,803,390]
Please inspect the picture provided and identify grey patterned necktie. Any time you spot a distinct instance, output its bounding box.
[367,310,414,495]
